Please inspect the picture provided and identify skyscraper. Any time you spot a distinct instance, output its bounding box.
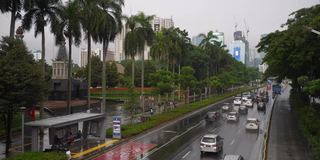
[229,31,249,65]
[113,16,174,62]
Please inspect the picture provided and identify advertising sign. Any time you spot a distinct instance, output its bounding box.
[233,47,241,61]
[112,116,121,139]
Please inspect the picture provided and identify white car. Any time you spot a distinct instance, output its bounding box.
[200,134,224,154]
[244,99,253,107]
[227,112,239,122]
[245,118,259,131]
[221,103,230,111]
[233,97,242,105]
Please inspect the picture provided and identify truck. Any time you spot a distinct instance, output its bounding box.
[272,84,282,95]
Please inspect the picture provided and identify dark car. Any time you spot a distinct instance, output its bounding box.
[205,111,220,122]
[239,105,248,114]
[257,102,266,111]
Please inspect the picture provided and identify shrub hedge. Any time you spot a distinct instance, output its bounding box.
[106,87,252,138]
[4,152,67,160]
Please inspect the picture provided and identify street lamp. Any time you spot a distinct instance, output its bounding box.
[20,107,26,153]
[306,27,320,36]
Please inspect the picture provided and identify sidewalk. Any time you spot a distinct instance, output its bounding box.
[267,87,311,160]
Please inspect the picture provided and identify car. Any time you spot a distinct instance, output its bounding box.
[227,111,239,122]
[233,97,242,105]
[257,102,266,111]
[200,134,224,154]
[221,103,230,112]
[239,105,248,114]
[205,111,220,122]
[245,118,259,131]
[223,155,244,160]
[243,99,253,107]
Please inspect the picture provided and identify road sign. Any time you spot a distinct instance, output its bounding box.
[113,116,121,139]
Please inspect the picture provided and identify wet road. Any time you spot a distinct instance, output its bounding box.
[168,101,271,160]
[93,88,274,160]
[267,86,311,160]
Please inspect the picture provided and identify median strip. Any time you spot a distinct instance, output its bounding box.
[71,139,118,159]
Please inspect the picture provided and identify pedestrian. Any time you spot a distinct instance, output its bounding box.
[150,108,153,115]
[66,149,72,160]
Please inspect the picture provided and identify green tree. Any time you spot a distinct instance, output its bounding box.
[94,0,123,111]
[150,70,176,95]
[0,0,23,37]
[53,0,82,114]
[90,56,102,87]
[22,0,61,119]
[78,0,101,108]
[106,62,120,87]
[0,37,45,157]
[124,12,154,112]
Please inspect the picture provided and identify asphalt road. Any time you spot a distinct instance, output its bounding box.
[93,88,275,160]
[167,96,274,160]
[267,86,311,160]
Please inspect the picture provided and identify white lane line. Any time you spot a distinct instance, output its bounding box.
[163,130,177,134]
[237,129,241,134]
[230,139,235,145]
[182,150,191,159]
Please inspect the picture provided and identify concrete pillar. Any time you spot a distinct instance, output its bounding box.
[31,127,39,151]
[99,118,106,140]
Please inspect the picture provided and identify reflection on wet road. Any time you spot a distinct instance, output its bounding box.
[94,90,274,160]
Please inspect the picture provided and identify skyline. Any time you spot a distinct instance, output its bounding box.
[0,0,319,65]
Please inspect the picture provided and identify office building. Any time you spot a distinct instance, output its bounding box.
[152,17,174,32]
[32,50,42,61]
[114,16,174,62]
[228,31,250,65]
[80,48,113,67]
[192,34,205,46]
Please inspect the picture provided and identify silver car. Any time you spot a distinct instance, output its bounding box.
[200,134,224,154]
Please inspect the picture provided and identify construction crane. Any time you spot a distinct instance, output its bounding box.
[244,19,250,39]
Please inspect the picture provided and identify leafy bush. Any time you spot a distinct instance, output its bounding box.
[5,152,67,160]
[290,90,320,160]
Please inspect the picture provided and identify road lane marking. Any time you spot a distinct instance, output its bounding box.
[163,130,177,134]
[182,151,191,159]
[230,139,235,145]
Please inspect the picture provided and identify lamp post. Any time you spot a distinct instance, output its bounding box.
[20,107,26,152]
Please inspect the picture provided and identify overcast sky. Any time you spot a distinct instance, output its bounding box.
[0,0,319,65]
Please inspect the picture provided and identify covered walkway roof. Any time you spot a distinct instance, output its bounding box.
[25,112,105,128]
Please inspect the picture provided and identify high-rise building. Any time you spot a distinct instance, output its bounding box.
[80,48,109,67]
[152,17,174,32]
[113,16,174,62]
[229,31,250,65]
[192,31,224,46]
[212,31,225,45]
[191,34,205,46]
[229,40,246,64]
[32,50,42,61]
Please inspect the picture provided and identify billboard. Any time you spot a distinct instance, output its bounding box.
[233,47,241,61]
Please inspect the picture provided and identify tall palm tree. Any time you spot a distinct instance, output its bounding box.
[150,30,169,68]
[23,0,61,119]
[124,12,154,112]
[53,0,82,114]
[93,0,123,112]
[78,0,100,109]
[0,0,22,37]
[199,31,219,76]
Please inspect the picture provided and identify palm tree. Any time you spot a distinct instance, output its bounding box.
[124,12,154,112]
[93,0,123,112]
[150,30,169,68]
[0,0,23,37]
[23,0,61,119]
[199,31,219,76]
[78,0,100,109]
[53,0,82,114]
